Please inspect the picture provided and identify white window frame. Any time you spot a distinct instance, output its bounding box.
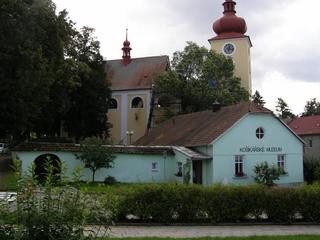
[235,155,244,177]
[277,154,286,174]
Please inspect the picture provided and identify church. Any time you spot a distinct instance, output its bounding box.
[105,0,252,145]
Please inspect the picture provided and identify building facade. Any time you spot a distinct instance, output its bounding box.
[104,33,169,144]
[13,103,304,186]
[209,0,252,94]
[288,115,320,159]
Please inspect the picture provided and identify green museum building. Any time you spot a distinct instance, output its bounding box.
[13,102,304,186]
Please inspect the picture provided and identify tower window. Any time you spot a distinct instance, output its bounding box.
[108,98,118,109]
[131,97,144,108]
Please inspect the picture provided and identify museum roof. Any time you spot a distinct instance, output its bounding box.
[12,143,172,154]
[136,102,273,147]
[287,115,320,136]
[104,55,169,91]
[12,143,211,160]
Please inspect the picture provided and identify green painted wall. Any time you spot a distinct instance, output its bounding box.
[211,113,303,185]
[14,151,185,183]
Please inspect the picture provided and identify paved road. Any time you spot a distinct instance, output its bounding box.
[109,225,320,238]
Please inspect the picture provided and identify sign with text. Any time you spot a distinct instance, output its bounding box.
[240,146,283,153]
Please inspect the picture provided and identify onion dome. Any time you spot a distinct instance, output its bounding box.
[122,29,132,65]
[212,0,247,38]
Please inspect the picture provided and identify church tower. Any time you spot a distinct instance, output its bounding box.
[209,0,252,94]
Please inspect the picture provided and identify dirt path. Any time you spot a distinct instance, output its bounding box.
[109,225,320,238]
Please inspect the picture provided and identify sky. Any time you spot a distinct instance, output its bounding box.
[53,0,320,115]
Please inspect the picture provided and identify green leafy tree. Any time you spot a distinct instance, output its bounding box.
[254,161,281,187]
[0,1,111,143]
[275,97,294,119]
[77,137,114,182]
[154,42,249,115]
[0,0,72,142]
[252,90,266,106]
[63,27,111,142]
[302,98,320,116]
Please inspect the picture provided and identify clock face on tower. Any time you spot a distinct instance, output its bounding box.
[223,43,235,55]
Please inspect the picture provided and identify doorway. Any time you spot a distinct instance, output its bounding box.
[192,160,202,184]
[34,154,61,184]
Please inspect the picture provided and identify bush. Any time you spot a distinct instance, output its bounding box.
[108,183,320,224]
[264,187,299,223]
[298,184,320,222]
[104,176,117,185]
[254,161,281,187]
[304,157,320,183]
[0,160,114,239]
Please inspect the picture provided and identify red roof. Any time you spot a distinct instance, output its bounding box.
[210,0,248,42]
[136,102,272,147]
[288,115,320,136]
[104,56,169,91]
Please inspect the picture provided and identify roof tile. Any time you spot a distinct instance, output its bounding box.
[136,102,272,147]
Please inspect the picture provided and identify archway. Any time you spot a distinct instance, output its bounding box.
[34,154,61,184]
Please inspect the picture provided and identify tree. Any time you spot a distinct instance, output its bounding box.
[0,1,112,143]
[252,90,265,106]
[275,98,294,119]
[0,0,72,142]
[154,42,249,114]
[254,161,281,187]
[302,98,320,116]
[63,27,111,142]
[77,137,114,182]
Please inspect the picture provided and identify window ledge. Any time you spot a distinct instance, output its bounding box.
[152,170,158,172]
[233,175,248,180]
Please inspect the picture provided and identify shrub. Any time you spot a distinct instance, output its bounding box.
[254,161,281,187]
[297,184,320,222]
[0,160,114,239]
[109,183,320,224]
[104,176,117,185]
[264,187,299,223]
[304,157,320,183]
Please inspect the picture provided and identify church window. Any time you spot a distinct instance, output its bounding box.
[108,98,118,109]
[131,97,144,108]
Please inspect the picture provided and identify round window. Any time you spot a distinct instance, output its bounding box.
[256,127,264,139]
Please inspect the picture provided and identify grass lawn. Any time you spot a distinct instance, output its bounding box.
[103,237,320,240]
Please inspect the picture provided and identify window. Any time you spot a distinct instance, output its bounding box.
[176,162,183,177]
[309,140,313,147]
[131,97,144,108]
[277,155,286,174]
[151,162,158,172]
[235,155,244,177]
[256,127,264,139]
[108,98,118,109]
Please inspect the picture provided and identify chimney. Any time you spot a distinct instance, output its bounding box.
[212,100,221,112]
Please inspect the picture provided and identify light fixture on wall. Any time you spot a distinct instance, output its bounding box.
[126,130,134,145]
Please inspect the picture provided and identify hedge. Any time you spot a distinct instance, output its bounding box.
[98,183,320,223]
